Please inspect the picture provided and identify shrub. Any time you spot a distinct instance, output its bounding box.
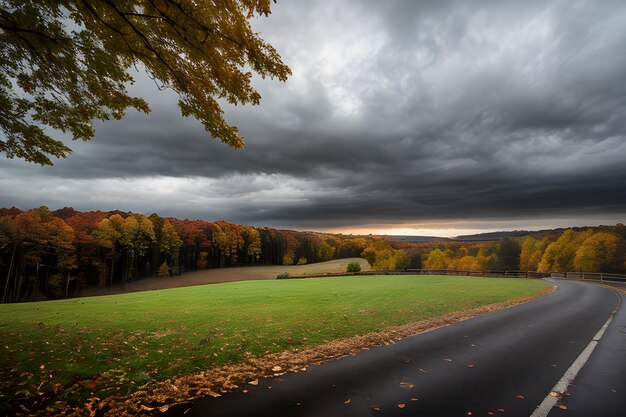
[47,273,65,296]
[282,253,294,265]
[158,262,170,277]
[297,257,308,265]
[276,272,290,280]
[346,261,362,273]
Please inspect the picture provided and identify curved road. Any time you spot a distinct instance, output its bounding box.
[166,280,624,417]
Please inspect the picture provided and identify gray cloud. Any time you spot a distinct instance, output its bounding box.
[1,0,625,234]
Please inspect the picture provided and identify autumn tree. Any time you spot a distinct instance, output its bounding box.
[94,214,126,286]
[0,207,22,218]
[170,218,211,272]
[121,214,156,280]
[537,229,593,272]
[212,221,243,266]
[1,207,74,302]
[453,255,481,271]
[0,0,291,165]
[317,238,335,262]
[519,237,550,271]
[241,226,261,264]
[423,248,450,270]
[0,215,18,302]
[280,232,301,265]
[159,219,182,275]
[468,248,495,271]
[336,238,368,259]
[573,232,625,272]
[361,238,409,270]
[66,211,108,287]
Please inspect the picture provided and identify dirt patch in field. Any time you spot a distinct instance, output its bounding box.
[79,258,371,297]
[66,285,556,417]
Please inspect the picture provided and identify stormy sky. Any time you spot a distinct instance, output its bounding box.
[1,0,626,237]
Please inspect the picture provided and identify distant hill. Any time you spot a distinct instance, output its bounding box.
[453,226,620,241]
[305,224,625,244]
[384,235,452,243]
[454,230,536,241]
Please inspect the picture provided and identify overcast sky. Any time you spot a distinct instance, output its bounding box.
[1,0,626,237]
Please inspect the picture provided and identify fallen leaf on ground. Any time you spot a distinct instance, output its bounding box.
[372,406,381,411]
[140,405,154,411]
[558,405,568,410]
[515,395,525,399]
[397,403,406,408]
[158,405,170,412]
[549,391,558,397]
[467,364,474,368]
[410,397,418,401]
[344,399,350,404]
[497,408,505,412]
[418,368,429,373]
[249,379,259,386]
[443,358,453,362]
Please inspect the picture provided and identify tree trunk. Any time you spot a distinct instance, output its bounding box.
[13,261,23,303]
[44,266,50,298]
[110,247,115,287]
[2,243,17,303]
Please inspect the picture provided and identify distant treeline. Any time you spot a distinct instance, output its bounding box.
[394,224,626,274]
[0,207,407,303]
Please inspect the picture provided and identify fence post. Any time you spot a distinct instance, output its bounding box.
[582,272,585,280]
[600,273,603,284]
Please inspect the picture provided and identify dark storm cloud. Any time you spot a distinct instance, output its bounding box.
[1,0,626,231]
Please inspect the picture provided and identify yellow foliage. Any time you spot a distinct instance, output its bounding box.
[282,253,294,266]
[454,255,481,271]
[573,232,624,272]
[423,249,450,269]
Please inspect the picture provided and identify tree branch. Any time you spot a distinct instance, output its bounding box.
[0,21,59,44]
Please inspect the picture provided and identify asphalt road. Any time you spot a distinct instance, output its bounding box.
[166,280,623,417]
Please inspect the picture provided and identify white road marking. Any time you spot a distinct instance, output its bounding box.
[530,289,620,417]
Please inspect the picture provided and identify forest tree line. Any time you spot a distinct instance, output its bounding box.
[395,225,626,274]
[2,206,623,303]
[0,207,407,303]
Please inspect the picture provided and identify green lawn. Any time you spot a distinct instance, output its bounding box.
[0,275,548,412]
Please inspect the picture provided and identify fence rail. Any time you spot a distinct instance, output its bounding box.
[392,269,626,283]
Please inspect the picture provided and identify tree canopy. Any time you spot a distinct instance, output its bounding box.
[0,0,291,165]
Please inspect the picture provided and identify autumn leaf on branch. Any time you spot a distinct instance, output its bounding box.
[0,0,291,165]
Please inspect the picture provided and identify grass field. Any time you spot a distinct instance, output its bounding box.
[0,275,549,413]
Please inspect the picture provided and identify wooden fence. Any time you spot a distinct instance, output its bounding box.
[358,269,626,283]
